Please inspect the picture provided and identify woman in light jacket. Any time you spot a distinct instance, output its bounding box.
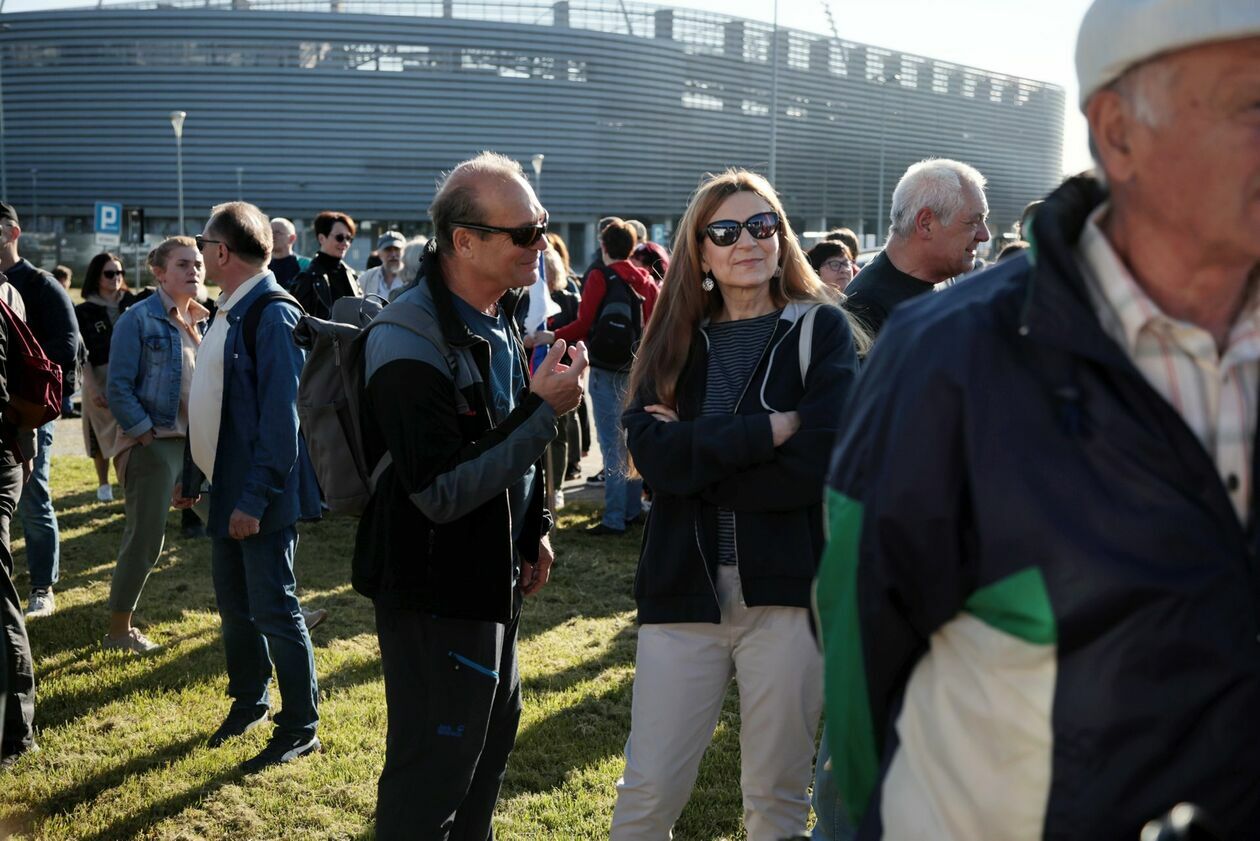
[103,236,210,653]
[610,169,864,841]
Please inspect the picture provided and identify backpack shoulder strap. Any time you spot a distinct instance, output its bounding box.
[243,290,304,359]
[366,303,458,379]
[798,304,821,387]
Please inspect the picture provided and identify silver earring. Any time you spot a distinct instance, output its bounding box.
[701,272,715,292]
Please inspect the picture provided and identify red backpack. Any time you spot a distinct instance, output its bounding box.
[0,297,62,456]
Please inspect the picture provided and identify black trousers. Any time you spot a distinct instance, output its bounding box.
[375,601,522,841]
[0,463,34,754]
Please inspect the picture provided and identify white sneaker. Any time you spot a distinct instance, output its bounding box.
[102,628,161,655]
[553,489,566,510]
[301,607,328,632]
[96,484,113,502]
[25,589,54,618]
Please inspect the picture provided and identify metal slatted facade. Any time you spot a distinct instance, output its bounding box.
[0,0,1064,254]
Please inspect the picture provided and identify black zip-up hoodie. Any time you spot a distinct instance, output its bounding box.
[353,244,556,623]
[623,301,859,623]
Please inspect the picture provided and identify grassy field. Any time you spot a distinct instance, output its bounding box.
[0,456,761,840]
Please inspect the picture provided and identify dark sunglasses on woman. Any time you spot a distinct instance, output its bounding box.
[102,269,125,279]
[702,211,781,247]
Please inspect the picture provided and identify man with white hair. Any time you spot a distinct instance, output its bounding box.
[816,1,1260,838]
[841,158,989,338]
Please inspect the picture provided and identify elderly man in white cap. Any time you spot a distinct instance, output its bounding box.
[814,2,1260,839]
[359,230,408,301]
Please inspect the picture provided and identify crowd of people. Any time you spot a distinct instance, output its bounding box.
[0,0,1254,838]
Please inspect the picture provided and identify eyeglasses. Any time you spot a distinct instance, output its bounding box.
[330,233,353,244]
[195,235,227,252]
[822,258,852,272]
[102,269,125,279]
[452,216,548,248]
[702,211,781,247]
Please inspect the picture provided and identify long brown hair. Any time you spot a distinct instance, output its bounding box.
[628,168,866,407]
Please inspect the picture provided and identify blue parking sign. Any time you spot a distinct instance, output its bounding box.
[94,201,122,235]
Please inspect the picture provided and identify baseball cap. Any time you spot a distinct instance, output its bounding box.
[1076,0,1260,109]
[376,231,405,251]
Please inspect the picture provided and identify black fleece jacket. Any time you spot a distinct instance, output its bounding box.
[5,259,79,391]
[623,302,859,624]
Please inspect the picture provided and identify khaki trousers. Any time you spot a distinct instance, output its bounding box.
[109,438,183,613]
[611,565,823,841]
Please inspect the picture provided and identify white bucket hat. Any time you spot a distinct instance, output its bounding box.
[1076,0,1260,109]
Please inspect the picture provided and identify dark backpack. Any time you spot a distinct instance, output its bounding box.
[292,303,455,518]
[586,266,644,372]
[0,297,62,454]
[242,290,303,359]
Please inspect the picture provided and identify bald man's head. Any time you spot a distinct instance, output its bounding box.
[429,152,530,252]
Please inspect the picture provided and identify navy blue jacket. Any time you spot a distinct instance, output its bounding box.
[191,274,322,537]
[817,177,1260,839]
[624,302,859,624]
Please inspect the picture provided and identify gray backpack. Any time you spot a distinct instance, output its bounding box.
[292,302,452,516]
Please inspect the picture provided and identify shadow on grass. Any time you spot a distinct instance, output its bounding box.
[74,763,250,841]
[506,673,636,795]
[38,733,207,819]
[520,623,637,696]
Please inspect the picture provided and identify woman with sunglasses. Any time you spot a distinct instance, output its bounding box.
[74,252,139,501]
[610,170,865,841]
[102,236,210,653]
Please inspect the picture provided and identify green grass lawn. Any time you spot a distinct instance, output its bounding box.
[0,456,762,840]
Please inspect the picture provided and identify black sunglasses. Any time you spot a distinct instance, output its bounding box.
[452,216,548,248]
[702,211,781,247]
[102,269,125,279]
[330,233,353,244]
[195,235,227,252]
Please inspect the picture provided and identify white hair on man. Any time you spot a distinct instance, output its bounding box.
[888,158,988,239]
[270,216,297,236]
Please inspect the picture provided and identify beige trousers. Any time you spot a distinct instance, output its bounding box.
[611,564,823,841]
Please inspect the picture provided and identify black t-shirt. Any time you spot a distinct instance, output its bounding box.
[842,250,933,341]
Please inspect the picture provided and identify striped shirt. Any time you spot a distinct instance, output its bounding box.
[1077,204,1260,524]
[702,310,781,564]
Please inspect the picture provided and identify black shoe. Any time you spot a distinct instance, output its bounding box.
[585,523,625,537]
[586,470,605,485]
[624,514,644,528]
[180,524,207,539]
[208,706,269,748]
[241,733,321,774]
[565,465,581,481]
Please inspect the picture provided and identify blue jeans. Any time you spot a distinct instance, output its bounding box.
[589,367,641,530]
[210,525,319,740]
[812,724,855,841]
[18,422,59,591]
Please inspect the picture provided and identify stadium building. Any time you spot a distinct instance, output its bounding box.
[0,0,1064,267]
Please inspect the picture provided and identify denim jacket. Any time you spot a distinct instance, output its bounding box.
[107,292,200,438]
[188,274,322,537]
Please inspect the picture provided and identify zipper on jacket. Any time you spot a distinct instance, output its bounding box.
[694,515,721,611]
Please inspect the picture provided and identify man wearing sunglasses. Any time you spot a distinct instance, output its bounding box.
[0,202,79,620]
[356,152,586,839]
[842,158,990,341]
[289,210,362,320]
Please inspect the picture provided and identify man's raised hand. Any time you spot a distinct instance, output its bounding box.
[530,339,588,415]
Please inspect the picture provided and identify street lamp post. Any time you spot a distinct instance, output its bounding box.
[768,0,780,185]
[28,167,35,230]
[875,74,898,241]
[531,153,544,201]
[169,110,186,234]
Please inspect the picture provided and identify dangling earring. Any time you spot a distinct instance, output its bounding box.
[701,271,715,292]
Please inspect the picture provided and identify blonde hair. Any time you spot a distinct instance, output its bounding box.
[628,169,867,407]
[147,236,198,274]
